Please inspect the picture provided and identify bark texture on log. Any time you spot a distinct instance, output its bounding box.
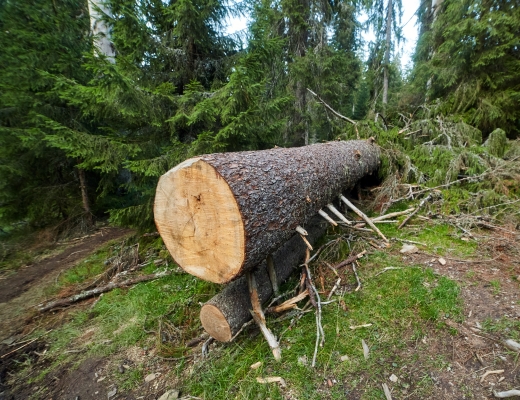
[154,139,380,283]
[200,216,326,342]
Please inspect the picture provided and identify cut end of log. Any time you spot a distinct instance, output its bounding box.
[200,304,233,342]
[154,158,245,284]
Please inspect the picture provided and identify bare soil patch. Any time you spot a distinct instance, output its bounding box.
[0,227,133,304]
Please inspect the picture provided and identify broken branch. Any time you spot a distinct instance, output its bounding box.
[38,271,171,312]
[247,271,281,361]
[398,193,433,229]
[340,196,389,243]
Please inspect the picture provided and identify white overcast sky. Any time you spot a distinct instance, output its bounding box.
[225,0,421,71]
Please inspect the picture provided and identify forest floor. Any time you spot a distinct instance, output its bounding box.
[0,214,519,400]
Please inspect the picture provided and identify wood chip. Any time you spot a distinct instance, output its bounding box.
[494,390,520,398]
[400,244,418,254]
[382,383,392,400]
[250,362,262,370]
[362,339,369,360]
[438,257,446,265]
[256,377,286,387]
[350,324,372,330]
[504,339,520,352]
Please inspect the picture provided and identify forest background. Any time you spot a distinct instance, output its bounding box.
[1,0,519,235]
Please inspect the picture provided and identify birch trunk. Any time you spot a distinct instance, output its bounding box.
[87,0,115,61]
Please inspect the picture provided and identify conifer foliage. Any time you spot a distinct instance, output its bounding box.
[412,0,520,137]
[0,0,518,233]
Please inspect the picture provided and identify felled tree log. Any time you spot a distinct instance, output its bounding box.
[154,139,379,284]
[200,216,326,342]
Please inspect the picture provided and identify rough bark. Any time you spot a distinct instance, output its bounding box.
[154,139,380,283]
[200,216,326,342]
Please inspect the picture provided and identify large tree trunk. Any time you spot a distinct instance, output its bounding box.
[200,216,326,342]
[154,139,380,284]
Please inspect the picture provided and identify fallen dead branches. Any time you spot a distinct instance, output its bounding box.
[333,250,367,270]
[340,196,389,243]
[398,193,433,229]
[38,270,171,312]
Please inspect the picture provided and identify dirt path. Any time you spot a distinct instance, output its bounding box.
[0,227,133,341]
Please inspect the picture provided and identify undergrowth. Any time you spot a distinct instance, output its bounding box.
[181,251,462,399]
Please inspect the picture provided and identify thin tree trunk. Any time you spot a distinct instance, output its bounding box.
[382,0,393,107]
[78,167,93,226]
[425,0,444,100]
[285,0,310,147]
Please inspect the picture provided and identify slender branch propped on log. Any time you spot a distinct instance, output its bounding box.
[299,234,314,251]
[38,271,171,312]
[303,249,324,368]
[266,290,309,313]
[318,209,338,226]
[398,193,433,229]
[247,272,281,361]
[295,225,308,236]
[326,204,351,225]
[340,196,389,243]
[371,208,414,222]
[333,250,367,270]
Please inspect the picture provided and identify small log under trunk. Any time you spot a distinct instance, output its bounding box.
[154,140,379,283]
[200,216,326,342]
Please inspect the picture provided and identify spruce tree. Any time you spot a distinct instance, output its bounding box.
[412,0,520,137]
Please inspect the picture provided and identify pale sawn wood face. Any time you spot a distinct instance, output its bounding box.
[200,304,232,342]
[154,158,245,283]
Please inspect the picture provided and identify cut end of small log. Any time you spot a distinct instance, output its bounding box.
[200,304,233,342]
[154,158,246,284]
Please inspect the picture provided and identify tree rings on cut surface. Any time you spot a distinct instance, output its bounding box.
[199,304,233,342]
[154,158,246,284]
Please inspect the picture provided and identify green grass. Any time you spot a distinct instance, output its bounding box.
[482,317,520,341]
[181,252,462,399]
[16,222,468,397]
[490,280,501,295]
[374,216,478,258]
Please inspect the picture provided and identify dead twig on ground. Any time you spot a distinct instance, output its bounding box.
[398,193,433,229]
[38,270,171,312]
[333,251,367,270]
[352,261,362,291]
